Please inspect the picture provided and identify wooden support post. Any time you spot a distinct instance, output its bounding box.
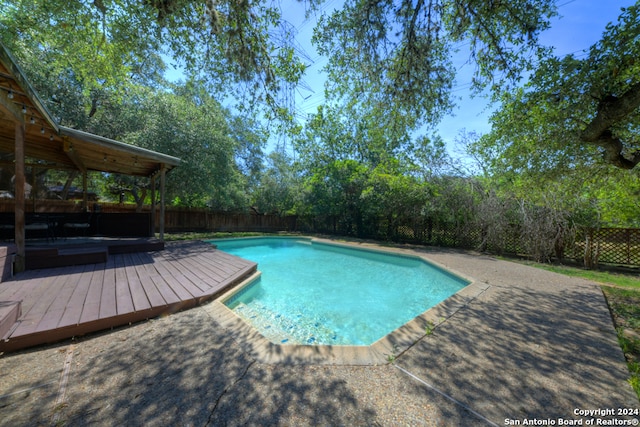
[150,174,157,237]
[159,165,166,241]
[82,170,88,211]
[14,122,25,272]
[31,166,36,212]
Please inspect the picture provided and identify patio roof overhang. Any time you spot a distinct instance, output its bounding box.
[0,42,181,272]
[0,45,180,177]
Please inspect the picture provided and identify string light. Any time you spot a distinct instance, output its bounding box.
[40,126,45,134]
[30,116,35,124]
[21,104,26,114]
[7,89,13,99]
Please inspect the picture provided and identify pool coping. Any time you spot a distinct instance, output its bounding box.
[204,237,490,365]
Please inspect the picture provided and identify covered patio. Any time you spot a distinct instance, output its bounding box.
[0,44,260,354]
[0,42,180,273]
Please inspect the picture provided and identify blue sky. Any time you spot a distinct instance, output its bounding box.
[279,0,633,156]
[163,1,633,155]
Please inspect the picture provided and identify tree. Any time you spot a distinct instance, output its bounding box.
[464,4,640,227]
[3,9,267,209]
[251,151,301,215]
[123,83,252,209]
[477,3,640,171]
[228,115,267,191]
[0,0,311,121]
[313,0,557,131]
[302,159,369,236]
[360,160,433,239]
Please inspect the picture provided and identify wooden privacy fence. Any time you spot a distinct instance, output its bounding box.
[154,210,640,268]
[4,199,636,268]
[0,201,297,234]
[160,209,297,233]
[396,222,640,268]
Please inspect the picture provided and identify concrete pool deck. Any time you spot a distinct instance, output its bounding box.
[1,241,637,426]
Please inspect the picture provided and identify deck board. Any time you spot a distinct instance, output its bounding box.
[80,264,105,324]
[99,257,118,319]
[114,255,135,315]
[0,268,48,301]
[169,255,214,284]
[179,254,227,285]
[151,260,195,302]
[123,253,152,313]
[153,254,205,299]
[129,251,167,308]
[158,250,213,294]
[132,252,182,306]
[34,267,87,332]
[0,240,256,352]
[12,266,76,336]
[58,264,96,328]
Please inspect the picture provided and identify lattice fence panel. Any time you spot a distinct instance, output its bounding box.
[298,216,640,268]
[568,228,640,266]
[396,225,416,241]
[594,228,640,266]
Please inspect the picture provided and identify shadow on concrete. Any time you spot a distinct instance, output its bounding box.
[396,264,637,424]
[55,308,376,426]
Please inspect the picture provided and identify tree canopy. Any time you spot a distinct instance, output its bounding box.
[313,0,557,132]
[0,0,311,120]
[1,0,639,243]
[473,3,640,172]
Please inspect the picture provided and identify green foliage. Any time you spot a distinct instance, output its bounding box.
[606,286,640,400]
[122,83,256,209]
[477,3,640,172]
[1,0,156,94]
[293,97,453,237]
[314,0,557,131]
[627,362,640,400]
[4,36,264,209]
[2,0,639,243]
[385,344,400,364]
[470,130,640,228]
[251,151,301,215]
[0,0,314,123]
[424,320,435,336]
[461,4,640,231]
[535,266,640,290]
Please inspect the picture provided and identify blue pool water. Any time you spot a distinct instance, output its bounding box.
[212,238,468,346]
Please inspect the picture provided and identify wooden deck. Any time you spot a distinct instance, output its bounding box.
[0,240,257,353]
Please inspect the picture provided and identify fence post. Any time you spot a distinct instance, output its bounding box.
[627,229,631,265]
[584,230,591,269]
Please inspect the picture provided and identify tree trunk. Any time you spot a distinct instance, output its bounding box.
[580,82,640,169]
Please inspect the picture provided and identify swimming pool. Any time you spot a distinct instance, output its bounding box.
[212,237,469,346]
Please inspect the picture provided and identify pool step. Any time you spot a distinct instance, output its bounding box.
[24,240,164,270]
[25,246,108,269]
[232,302,340,345]
[0,300,21,341]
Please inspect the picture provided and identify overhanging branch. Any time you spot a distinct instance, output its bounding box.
[580,81,640,169]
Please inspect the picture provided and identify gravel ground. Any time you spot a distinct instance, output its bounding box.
[0,244,637,426]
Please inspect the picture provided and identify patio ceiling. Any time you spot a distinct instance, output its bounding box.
[0,44,180,177]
